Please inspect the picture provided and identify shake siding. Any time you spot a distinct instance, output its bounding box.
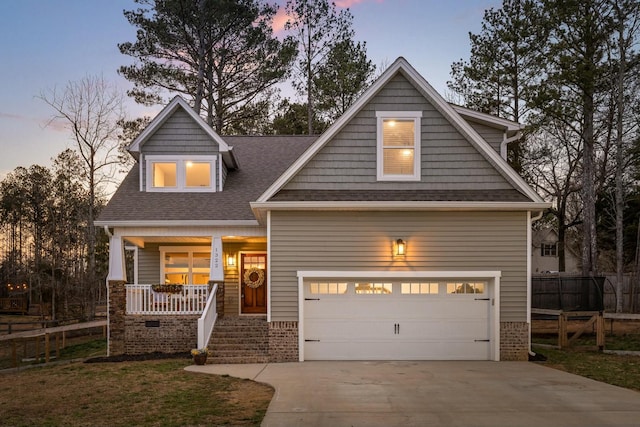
[138,243,161,284]
[221,160,228,189]
[283,73,511,191]
[143,108,219,155]
[466,121,504,154]
[270,211,528,323]
[140,108,220,189]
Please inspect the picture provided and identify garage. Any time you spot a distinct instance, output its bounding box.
[299,271,500,361]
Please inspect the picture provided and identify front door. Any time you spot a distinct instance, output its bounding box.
[240,253,267,314]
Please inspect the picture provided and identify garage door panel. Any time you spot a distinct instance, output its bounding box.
[305,340,491,360]
[303,279,493,361]
[306,319,396,339]
[440,319,490,340]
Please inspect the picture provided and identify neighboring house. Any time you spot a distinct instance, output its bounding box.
[531,228,580,274]
[96,57,550,362]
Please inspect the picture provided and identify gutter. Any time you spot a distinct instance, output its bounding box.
[500,131,522,160]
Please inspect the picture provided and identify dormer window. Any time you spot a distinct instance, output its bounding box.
[145,155,217,192]
[376,111,422,181]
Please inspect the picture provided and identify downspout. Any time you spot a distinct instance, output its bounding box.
[528,210,544,358]
[500,131,522,160]
[103,226,112,357]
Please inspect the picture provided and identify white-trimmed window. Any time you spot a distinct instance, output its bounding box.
[376,111,422,181]
[145,155,216,192]
[160,246,210,285]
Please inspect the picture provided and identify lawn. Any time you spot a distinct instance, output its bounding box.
[534,346,640,392]
[0,358,273,427]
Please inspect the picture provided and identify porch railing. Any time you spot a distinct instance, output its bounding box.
[197,283,218,349]
[125,284,209,315]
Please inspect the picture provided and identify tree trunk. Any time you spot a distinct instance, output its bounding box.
[614,14,626,312]
[306,21,314,135]
[558,222,566,272]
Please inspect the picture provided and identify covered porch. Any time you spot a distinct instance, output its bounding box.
[104,225,267,355]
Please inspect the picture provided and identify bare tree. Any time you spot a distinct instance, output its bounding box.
[39,75,125,319]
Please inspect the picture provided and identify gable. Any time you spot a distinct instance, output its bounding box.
[281,72,513,192]
[143,107,221,156]
[465,120,504,155]
[257,57,545,207]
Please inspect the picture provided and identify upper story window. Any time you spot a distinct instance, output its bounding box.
[145,155,216,192]
[376,111,422,181]
[541,243,557,257]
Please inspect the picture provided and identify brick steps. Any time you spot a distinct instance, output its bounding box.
[207,316,269,364]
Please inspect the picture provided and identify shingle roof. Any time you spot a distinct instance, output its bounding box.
[97,136,317,223]
[269,189,531,203]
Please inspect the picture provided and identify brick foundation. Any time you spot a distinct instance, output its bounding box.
[108,279,204,356]
[124,315,199,354]
[500,321,529,361]
[268,321,299,362]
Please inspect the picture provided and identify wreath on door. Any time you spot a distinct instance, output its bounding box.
[243,267,265,288]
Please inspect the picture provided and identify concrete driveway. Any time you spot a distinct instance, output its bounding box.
[186,361,640,427]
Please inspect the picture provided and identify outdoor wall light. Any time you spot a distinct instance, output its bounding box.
[227,254,236,267]
[395,239,406,256]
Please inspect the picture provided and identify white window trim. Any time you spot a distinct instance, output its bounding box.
[145,155,217,192]
[376,111,422,181]
[159,246,211,284]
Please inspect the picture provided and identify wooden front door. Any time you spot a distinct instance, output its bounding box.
[240,253,267,314]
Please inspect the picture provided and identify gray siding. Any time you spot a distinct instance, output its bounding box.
[144,108,220,155]
[138,243,161,284]
[270,211,528,323]
[466,120,503,155]
[141,107,220,190]
[283,72,512,191]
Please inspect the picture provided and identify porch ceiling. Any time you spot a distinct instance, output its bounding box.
[123,235,266,247]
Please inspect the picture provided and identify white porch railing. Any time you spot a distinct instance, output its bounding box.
[197,283,218,349]
[125,284,209,315]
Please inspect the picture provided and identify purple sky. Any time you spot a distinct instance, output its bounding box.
[0,0,499,179]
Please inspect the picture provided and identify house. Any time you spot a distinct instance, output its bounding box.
[96,57,550,362]
[531,228,580,274]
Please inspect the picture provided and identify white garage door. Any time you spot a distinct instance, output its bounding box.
[303,279,493,360]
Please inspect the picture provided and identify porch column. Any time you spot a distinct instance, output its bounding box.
[209,236,225,317]
[106,234,127,356]
[210,236,224,282]
[107,235,127,282]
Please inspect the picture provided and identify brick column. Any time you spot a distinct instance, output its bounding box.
[500,321,529,361]
[108,280,126,356]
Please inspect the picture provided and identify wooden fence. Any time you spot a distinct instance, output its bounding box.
[602,274,640,313]
[0,320,106,368]
[532,274,640,313]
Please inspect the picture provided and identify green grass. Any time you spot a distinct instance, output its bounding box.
[58,338,107,360]
[0,359,273,426]
[532,333,640,351]
[0,337,108,370]
[534,346,640,392]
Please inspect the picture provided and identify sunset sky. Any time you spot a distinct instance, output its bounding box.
[0,0,499,180]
